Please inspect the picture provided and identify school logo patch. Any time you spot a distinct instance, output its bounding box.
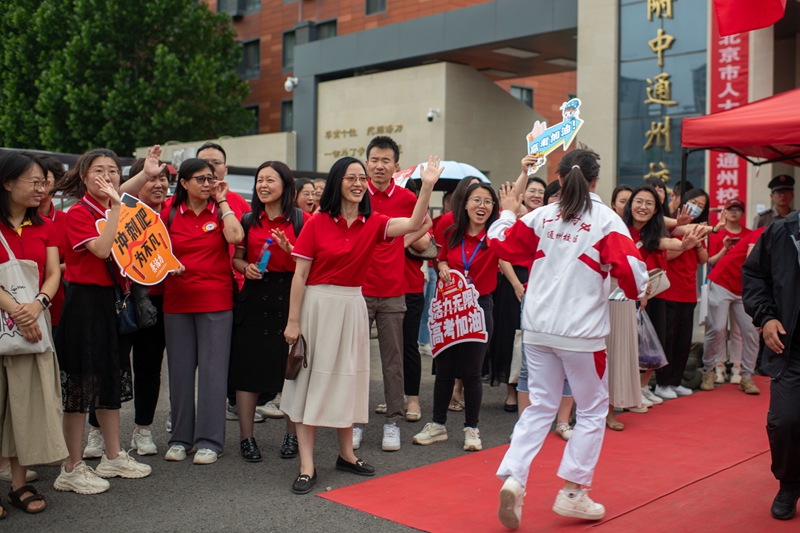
[203,222,217,232]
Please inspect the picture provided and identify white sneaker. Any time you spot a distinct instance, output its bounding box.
[654,385,677,399]
[729,365,742,384]
[352,427,363,450]
[83,429,105,459]
[463,427,482,451]
[671,385,693,396]
[413,423,448,445]
[628,405,649,414]
[553,488,605,520]
[0,464,37,482]
[374,403,388,414]
[715,364,727,383]
[640,393,653,408]
[54,461,110,495]
[274,393,282,407]
[382,423,401,451]
[165,445,193,462]
[256,401,284,419]
[226,400,238,421]
[96,450,152,479]
[555,423,573,441]
[193,449,221,465]
[131,429,158,456]
[498,477,525,529]
[641,386,663,405]
[418,343,432,357]
[165,416,172,433]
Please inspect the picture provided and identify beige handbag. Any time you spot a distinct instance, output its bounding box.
[647,268,671,298]
[0,231,54,355]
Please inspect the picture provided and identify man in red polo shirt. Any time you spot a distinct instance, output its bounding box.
[358,136,431,452]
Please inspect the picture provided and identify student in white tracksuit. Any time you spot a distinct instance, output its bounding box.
[488,149,649,530]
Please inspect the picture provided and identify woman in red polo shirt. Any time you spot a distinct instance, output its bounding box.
[229,161,308,463]
[0,152,67,516]
[413,182,500,453]
[282,155,441,495]
[54,148,152,495]
[160,158,243,466]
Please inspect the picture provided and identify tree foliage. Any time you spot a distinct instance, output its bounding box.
[0,0,253,155]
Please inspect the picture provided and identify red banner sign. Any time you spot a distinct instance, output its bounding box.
[427,270,488,357]
[708,14,749,225]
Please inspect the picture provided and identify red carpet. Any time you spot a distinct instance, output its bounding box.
[320,381,786,532]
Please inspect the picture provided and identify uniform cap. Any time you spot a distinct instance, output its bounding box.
[724,197,745,211]
[768,174,795,192]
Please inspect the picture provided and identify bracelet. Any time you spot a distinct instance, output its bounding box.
[36,292,51,304]
[221,211,235,220]
[695,244,703,250]
[218,199,229,205]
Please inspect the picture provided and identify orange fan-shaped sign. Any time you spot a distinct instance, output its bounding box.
[95,193,182,285]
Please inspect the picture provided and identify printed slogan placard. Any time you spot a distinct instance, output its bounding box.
[427,270,488,357]
[525,98,584,175]
[96,193,182,285]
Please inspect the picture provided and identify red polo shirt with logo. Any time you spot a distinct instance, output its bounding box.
[437,228,499,297]
[292,212,392,287]
[362,179,417,298]
[160,201,234,314]
[0,218,57,288]
[64,194,114,287]
[236,210,309,272]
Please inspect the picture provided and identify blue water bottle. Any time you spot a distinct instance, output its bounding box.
[257,238,273,273]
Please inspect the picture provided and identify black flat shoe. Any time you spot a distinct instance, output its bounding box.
[771,485,800,520]
[335,456,375,477]
[280,433,299,459]
[292,469,317,494]
[240,437,262,463]
[504,403,518,412]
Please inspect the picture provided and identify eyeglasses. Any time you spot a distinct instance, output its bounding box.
[89,168,120,178]
[343,175,368,184]
[192,175,218,184]
[298,190,314,198]
[205,159,225,167]
[527,189,545,197]
[468,197,495,208]
[18,178,47,190]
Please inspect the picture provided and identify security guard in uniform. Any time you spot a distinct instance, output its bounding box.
[754,174,795,228]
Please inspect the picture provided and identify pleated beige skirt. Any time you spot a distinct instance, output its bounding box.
[0,314,68,465]
[280,285,370,428]
[606,281,641,409]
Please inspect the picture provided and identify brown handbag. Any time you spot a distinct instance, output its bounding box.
[285,334,307,380]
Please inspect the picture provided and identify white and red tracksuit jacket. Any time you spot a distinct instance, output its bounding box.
[487,193,648,352]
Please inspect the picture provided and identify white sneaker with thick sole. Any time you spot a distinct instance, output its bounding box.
[96,450,152,479]
[352,427,363,450]
[640,393,653,408]
[0,464,37,482]
[654,385,677,399]
[671,385,693,396]
[463,427,482,451]
[715,364,727,384]
[730,365,742,384]
[641,386,663,405]
[131,429,158,456]
[83,428,105,459]
[413,423,448,445]
[498,477,525,529]
[256,401,284,419]
[628,405,649,414]
[555,424,573,441]
[418,343,432,357]
[54,462,110,495]
[274,393,282,407]
[382,423,401,451]
[374,403,388,414]
[193,449,221,465]
[552,488,605,520]
[165,445,194,462]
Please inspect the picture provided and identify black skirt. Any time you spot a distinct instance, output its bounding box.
[228,271,293,393]
[489,265,529,386]
[56,283,133,412]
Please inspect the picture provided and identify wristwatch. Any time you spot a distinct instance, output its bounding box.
[36,295,51,309]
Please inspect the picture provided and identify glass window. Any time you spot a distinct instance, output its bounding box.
[366,0,387,16]
[246,105,259,135]
[317,20,337,40]
[218,0,261,15]
[283,31,295,70]
[281,100,294,132]
[510,86,533,108]
[242,40,260,79]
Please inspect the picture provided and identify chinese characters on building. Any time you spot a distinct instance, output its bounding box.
[427,271,488,357]
[321,124,404,160]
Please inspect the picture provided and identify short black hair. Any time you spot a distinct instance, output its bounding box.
[173,158,216,207]
[543,180,561,205]
[366,136,400,164]
[197,142,227,163]
[318,157,372,219]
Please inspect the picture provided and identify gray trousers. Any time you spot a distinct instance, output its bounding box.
[165,311,233,453]
[702,282,758,376]
[364,295,406,421]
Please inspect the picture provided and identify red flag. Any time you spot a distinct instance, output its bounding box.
[713,0,786,37]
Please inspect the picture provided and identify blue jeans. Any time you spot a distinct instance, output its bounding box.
[418,266,437,345]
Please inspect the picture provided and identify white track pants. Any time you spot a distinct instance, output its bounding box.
[496,344,609,488]
[702,282,758,375]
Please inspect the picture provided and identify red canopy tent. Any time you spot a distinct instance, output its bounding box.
[679,87,800,197]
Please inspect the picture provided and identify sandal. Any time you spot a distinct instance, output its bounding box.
[448,402,464,412]
[606,418,624,431]
[8,484,46,514]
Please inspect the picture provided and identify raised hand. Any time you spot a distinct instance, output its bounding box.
[681,224,706,249]
[144,145,166,178]
[271,228,292,254]
[96,176,121,206]
[213,179,230,201]
[675,204,693,226]
[419,156,444,188]
[499,182,522,215]
[521,153,541,174]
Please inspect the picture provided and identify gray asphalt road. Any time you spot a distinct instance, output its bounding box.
[7,338,518,532]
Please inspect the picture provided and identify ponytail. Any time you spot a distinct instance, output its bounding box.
[557,148,600,222]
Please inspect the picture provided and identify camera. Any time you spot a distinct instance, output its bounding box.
[427,108,441,122]
[284,77,298,93]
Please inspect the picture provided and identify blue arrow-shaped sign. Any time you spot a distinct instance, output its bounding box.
[526,98,584,174]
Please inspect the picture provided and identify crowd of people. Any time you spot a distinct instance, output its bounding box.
[0,136,796,523]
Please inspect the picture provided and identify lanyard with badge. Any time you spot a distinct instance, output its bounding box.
[461,239,482,285]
